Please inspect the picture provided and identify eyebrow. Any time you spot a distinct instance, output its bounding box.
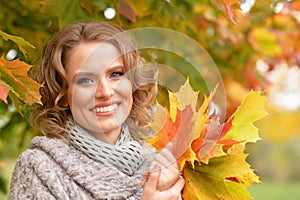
[106,65,125,72]
[72,65,125,80]
[73,72,95,78]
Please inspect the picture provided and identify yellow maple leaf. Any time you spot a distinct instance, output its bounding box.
[223,91,268,143]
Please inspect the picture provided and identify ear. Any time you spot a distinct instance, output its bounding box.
[62,96,69,108]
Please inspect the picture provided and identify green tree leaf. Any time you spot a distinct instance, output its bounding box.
[40,0,92,27]
[0,30,35,59]
[183,156,255,200]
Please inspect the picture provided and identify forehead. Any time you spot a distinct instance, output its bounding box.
[66,41,123,73]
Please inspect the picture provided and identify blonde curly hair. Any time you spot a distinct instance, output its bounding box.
[31,21,157,139]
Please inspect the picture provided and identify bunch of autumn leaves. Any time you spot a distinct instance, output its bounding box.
[146,81,267,200]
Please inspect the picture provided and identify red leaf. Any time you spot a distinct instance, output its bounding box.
[195,117,223,160]
[147,107,182,150]
[224,2,237,25]
[191,136,204,154]
[117,0,137,23]
[226,176,241,183]
[220,117,234,138]
[147,105,195,159]
[0,84,9,103]
[172,105,196,159]
[80,2,92,15]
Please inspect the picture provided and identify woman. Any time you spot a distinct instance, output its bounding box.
[8,21,184,199]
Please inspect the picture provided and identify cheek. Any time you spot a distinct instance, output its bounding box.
[67,86,95,107]
[116,79,133,106]
[126,85,133,111]
[128,93,133,109]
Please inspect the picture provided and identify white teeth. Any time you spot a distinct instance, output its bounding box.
[95,104,117,113]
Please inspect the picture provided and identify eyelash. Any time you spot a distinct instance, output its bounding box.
[109,71,124,79]
[76,78,94,85]
[75,70,125,85]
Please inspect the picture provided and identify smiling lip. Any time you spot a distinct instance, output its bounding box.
[92,103,118,116]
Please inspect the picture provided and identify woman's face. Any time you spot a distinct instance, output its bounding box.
[65,41,133,143]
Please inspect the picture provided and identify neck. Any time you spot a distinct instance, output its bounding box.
[89,127,121,144]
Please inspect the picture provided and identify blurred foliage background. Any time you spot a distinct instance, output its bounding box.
[0,0,300,199]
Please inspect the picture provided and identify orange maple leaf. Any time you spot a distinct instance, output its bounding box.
[0,57,41,109]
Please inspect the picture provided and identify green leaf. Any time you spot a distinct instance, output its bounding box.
[0,30,35,59]
[40,0,92,28]
[183,154,257,200]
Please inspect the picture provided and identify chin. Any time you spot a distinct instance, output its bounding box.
[97,122,121,132]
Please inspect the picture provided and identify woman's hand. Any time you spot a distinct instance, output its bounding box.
[141,165,185,200]
[141,142,185,200]
[151,142,180,190]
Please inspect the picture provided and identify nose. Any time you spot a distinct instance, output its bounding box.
[95,77,114,99]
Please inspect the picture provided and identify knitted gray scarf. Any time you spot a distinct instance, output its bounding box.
[65,118,144,176]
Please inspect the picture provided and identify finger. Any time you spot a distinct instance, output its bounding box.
[154,152,174,168]
[169,177,185,192]
[159,146,176,163]
[149,160,159,171]
[159,177,185,199]
[146,165,161,190]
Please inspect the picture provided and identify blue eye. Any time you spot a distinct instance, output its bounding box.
[76,78,95,85]
[110,71,124,79]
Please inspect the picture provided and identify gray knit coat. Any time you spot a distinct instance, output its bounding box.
[8,136,148,200]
